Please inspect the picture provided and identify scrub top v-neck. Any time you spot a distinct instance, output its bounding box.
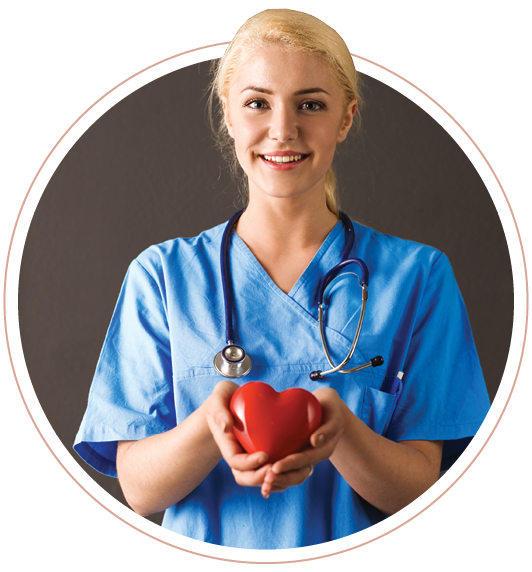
[74,217,490,549]
[231,218,343,302]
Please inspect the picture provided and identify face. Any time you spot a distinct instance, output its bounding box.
[222,45,356,204]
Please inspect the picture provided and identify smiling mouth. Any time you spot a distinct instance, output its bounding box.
[259,154,309,164]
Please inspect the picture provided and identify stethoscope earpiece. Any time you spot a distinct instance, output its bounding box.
[213,344,252,378]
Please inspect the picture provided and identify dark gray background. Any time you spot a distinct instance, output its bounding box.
[18,59,513,526]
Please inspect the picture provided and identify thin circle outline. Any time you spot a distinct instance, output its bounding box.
[3,43,528,564]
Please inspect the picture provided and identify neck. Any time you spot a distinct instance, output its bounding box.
[236,194,339,254]
[233,190,340,294]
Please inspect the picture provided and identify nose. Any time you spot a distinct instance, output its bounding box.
[269,105,298,143]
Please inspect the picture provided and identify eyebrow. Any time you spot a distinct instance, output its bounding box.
[240,86,330,96]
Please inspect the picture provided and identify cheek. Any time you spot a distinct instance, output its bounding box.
[233,122,262,155]
[313,127,339,160]
[316,120,344,156]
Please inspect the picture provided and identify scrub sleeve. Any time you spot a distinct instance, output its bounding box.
[373,252,488,471]
[74,260,176,477]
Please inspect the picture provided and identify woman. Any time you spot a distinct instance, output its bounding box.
[74,9,490,549]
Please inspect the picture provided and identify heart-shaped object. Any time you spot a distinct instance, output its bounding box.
[229,381,322,463]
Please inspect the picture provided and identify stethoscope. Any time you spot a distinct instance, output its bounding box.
[213,210,384,380]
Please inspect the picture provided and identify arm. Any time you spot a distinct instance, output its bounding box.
[261,388,443,514]
[330,396,442,514]
[119,382,440,517]
[116,400,219,517]
[116,381,268,516]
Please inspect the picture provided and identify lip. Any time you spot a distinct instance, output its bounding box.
[258,151,310,171]
[260,150,306,156]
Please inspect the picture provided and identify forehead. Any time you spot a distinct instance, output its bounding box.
[229,44,340,95]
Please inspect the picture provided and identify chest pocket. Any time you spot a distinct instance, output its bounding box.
[360,374,404,436]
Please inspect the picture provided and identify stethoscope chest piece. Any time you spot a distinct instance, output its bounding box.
[214,344,252,378]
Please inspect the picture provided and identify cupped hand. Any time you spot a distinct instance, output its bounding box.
[205,380,271,487]
[261,387,346,498]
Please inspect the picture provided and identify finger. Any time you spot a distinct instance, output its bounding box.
[205,414,233,446]
[208,380,240,432]
[205,382,242,449]
[233,463,272,487]
[211,426,269,470]
[206,411,234,441]
[261,479,272,498]
[261,466,276,498]
[228,450,270,471]
[269,445,328,474]
[309,422,341,449]
[262,464,314,496]
[310,431,328,448]
[309,390,346,448]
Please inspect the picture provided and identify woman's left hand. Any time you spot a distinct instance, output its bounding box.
[261,387,346,498]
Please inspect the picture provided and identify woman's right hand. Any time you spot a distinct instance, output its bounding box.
[205,380,272,487]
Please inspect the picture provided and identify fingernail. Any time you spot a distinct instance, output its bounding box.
[220,419,229,432]
[256,453,268,465]
[315,434,325,447]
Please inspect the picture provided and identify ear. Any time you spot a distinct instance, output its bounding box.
[336,99,357,144]
[221,95,235,139]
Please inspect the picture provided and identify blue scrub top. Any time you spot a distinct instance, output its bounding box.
[74,218,490,549]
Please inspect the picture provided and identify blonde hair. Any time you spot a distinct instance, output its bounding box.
[208,9,363,214]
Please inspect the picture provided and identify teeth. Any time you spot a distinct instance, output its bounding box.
[263,154,304,163]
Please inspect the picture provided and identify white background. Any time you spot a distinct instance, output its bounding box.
[2,1,530,569]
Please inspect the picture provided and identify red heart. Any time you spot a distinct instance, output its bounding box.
[229,381,323,463]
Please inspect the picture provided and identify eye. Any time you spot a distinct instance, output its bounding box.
[245,99,269,110]
[300,100,325,112]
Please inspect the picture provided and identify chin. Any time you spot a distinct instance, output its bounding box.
[253,179,322,201]
[262,188,312,201]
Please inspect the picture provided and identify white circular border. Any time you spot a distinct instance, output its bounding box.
[3,43,528,564]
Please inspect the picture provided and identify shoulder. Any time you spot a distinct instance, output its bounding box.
[352,220,445,273]
[132,221,227,280]
[351,221,459,299]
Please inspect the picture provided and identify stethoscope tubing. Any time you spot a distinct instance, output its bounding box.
[318,283,368,376]
[217,209,383,380]
[220,209,245,345]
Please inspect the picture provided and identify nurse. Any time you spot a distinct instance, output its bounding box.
[74,9,490,549]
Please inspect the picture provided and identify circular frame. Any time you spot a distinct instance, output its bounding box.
[3,42,528,563]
